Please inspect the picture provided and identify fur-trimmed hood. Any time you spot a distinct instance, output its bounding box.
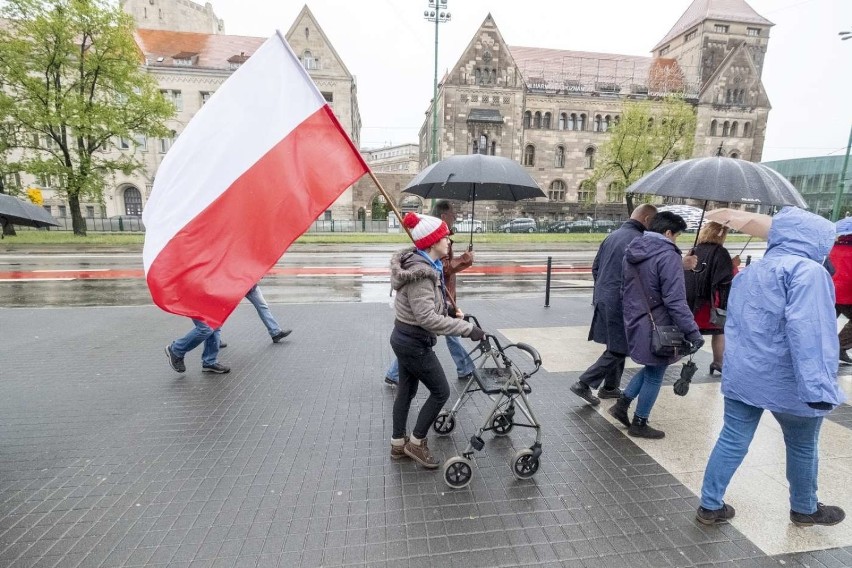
[391,247,439,291]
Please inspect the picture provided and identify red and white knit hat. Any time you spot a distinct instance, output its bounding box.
[402,212,450,250]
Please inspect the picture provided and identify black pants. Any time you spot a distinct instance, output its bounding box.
[390,327,450,439]
[578,349,626,390]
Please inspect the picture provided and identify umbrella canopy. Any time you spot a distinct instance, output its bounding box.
[403,154,544,202]
[626,157,807,208]
[836,217,852,236]
[704,208,772,239]
[0,193,60,228]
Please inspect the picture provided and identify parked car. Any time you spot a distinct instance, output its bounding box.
[593,220,621,233]
[453,219,483,233]
[498,218,537,233]
[546,219,593,233]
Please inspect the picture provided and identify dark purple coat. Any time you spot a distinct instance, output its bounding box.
[588,219,646,354]
[622,233,701,366]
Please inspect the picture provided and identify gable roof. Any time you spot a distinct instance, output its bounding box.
[653,0,773,50]
[285,4,352,78]
[134,29,265,70]
[698,40,771,107]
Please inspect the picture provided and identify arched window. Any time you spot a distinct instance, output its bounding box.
[523,111,531,129]
[568,113,576,131]
[725,89,732,104]
[490,141,496,155]
[722,121,730,137]
[483,67,490,85]
[491,69,497,84]
[302,50,318,70]
[533,112,542,128]
[478,134,488,155]
[584,147,595,169]
[124,187,143,216]
[603,115,611,132]
[578,180,594,202]
[475,68,482,84]
[549,180,566,202]
[593,114,602,132]
[523,145,535,166]
[730,121,738,137]
[737,89,745,104]
[554,145,565,168]
[543,112,552,129]
[558,113,567,130]
[577,113,586,131]
[613,115,621,126]
[606,181,624,203]
[730,151,740,159]
[710,120,717,136]
[743,122,751,137]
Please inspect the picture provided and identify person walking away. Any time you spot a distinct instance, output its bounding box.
[165,319,229,374]
[684,222,739,375]
[569,204,657,405]
[389,213,485,468]
[830,220,852,364]
[385,200,476,385]
[696,207,846,527]
[608,212,703,439]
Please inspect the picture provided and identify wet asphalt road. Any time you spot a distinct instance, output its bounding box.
[0,243,767,308]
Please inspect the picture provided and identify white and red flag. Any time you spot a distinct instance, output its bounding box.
[143,32,368,328]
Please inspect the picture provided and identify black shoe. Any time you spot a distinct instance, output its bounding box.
[790,503,845,527]
[219,341,228,348]
[697,504,736,525]
[457,372,474,381]
[384,376,398,386]
[840,350,852,365]
[597,386,622,399]
[271,330,292,343]
[165,345,185,373]
[628,416,665,439]
[570,381,600,406]
[202,363,231,374]
[608,396,632,428]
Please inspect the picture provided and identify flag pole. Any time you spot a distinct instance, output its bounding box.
[367,171,413,242]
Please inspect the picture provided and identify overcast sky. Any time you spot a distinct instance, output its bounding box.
[210,0,851,163]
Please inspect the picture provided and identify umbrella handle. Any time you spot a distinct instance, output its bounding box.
[691,262,707,274]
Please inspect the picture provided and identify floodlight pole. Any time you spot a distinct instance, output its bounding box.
[424,1,450,167]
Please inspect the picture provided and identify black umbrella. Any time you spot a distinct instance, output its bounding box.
[402,154,545,249]
[0,193,60,230]
[626,156,807,249]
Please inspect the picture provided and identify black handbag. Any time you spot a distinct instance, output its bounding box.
[630,263,686,358]
[709,306,727,327]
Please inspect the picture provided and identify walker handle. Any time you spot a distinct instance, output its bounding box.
[509,342,542,373]
[463,314,481,328]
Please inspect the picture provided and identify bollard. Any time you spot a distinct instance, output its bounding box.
[544,256,552,308]
[118,217,124,231]
[745,255,751,267]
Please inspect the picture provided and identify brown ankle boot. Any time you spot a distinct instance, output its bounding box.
[403,438,440,468]
[390,437,409,459]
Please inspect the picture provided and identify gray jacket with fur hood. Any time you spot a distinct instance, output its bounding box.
[391,247,476,338]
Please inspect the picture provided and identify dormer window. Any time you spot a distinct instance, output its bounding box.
[302,50,319,70]
[172,52,197,66]
[228,53,249,71]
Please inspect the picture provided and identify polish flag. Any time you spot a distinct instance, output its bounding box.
[143,32,368,328]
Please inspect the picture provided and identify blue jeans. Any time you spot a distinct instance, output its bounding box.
[701,397,824,514]
[245,285,282,336]
[386,334,474,382]
[623,364,668,419]
[171,319,220,366]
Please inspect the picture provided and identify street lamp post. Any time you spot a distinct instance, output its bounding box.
[831,125,852,221]
[424,1,450,166]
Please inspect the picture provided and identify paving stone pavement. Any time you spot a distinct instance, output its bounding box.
[1,297,851,568]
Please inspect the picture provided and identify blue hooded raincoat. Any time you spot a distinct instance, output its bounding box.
[722,206,846,417]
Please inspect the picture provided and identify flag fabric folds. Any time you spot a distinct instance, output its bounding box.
[143,32,368,328]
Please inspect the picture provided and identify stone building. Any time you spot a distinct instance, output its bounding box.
[364,144,419,175]
[417,0,773,222]
[13,3,362,224]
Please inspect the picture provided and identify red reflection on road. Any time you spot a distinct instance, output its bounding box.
[0,265,588,280]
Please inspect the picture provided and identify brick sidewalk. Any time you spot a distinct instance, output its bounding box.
[0,298,850,567]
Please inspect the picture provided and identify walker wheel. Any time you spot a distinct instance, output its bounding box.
[510,448,540,480]
[443,456,473,489]
[432,411,455,436]
[491,412,514,436]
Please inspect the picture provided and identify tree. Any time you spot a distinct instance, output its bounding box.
[0,0,174,235]
[589,96,696,203]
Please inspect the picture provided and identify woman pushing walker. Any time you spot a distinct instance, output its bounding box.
[389,213,486,468]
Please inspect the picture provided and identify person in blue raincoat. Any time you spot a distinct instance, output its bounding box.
[696,206,847,527]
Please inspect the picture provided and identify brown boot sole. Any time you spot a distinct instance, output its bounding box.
[390,450,408,460]
[403,446,440,469]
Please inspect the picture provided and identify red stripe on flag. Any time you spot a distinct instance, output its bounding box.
[146,106,368,328]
